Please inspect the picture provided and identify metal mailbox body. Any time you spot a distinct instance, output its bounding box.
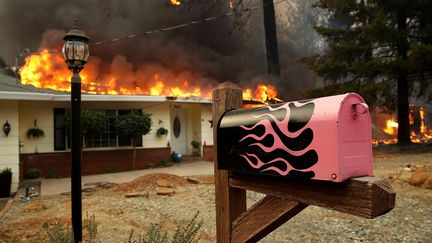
[217,93,373,182]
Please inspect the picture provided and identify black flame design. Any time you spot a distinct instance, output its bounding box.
[238,101,318,178]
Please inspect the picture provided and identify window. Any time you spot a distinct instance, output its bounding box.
[54,108,66,150]
[84,109,117,148]
[118,109,142,147]
[53,108,143,150]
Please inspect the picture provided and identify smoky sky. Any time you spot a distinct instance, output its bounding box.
[0,0,321,100]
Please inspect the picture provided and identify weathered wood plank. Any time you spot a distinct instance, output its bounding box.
[229,174,395,219]
[232,196,308,243]
[213,82,246,243]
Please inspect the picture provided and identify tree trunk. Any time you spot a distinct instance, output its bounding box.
[132,139,137,169]
[263,0,281,86]
[396,10,411,145]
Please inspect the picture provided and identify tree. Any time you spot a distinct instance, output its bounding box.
[302,0,432,145]
[65,109,108,147]
[115,109,152,168]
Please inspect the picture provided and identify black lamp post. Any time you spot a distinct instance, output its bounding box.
[62,20,89,243]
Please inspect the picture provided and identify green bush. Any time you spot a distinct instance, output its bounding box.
[45,170,59,178]
[146,162,155,169]
[26,127,45,139]
[0,167,12,175]
[104,167,121,173]
[159,160,173,168]
[26,168,40,179]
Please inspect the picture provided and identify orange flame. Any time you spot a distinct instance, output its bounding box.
[242,84,277,102]
[383,118,398,135]
[170,0,181,6]
[19,49,278,103]
[376,110,432,145]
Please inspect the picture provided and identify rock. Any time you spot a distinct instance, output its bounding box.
[82,187,97,192]
[397,170,412,182]
[403,167,412,172]
[23,203,47,212]
[156,188,175,195]
[125,192,141,198]
[186,177,201,184]
[423,177,432,190]
[84,181,117,188]
[409,171,429,186]
[156,179,174,188]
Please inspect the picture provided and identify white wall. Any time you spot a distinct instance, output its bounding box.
[19,100,171,153]
[19,101,68,153]
[0,100,20,193]
[201,104,214,146]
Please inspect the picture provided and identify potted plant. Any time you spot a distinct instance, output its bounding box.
[26,120,45,139]
[191,140,201,157]
[0,167,12,198]
[26,127,45,139]
[156,127,168,137]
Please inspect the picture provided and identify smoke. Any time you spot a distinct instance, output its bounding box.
[0,0,322,100]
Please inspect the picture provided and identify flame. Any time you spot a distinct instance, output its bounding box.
[19,49,279,103]
[170,0,181,6]
[375,109,432,145]
[383,118,398,135]
[242,84,277,102]
[228,0,234,9]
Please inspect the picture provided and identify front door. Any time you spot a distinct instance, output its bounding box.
[170,109,187,154]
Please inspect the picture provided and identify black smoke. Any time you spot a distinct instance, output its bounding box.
[0,0,322,99]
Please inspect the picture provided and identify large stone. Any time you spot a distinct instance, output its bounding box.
[156,179,174,188]
[156,188,175,195]
[409,171,429,186]
[423,177,432,190]
[125,192,141,198]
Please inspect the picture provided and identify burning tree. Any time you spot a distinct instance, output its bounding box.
[302,0,432,145]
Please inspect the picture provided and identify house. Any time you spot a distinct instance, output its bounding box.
[0,71,214,193]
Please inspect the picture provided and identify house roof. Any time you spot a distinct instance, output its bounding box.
[0,71,212,104]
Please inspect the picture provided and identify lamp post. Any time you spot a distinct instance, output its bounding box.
[62,20,90,243]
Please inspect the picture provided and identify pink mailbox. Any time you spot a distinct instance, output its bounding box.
[217,93,373,182]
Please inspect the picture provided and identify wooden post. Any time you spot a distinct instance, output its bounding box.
[213,82,247,242]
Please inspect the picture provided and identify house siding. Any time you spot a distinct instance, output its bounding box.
[0,100,20,193]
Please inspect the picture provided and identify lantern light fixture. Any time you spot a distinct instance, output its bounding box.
[3,121,11,137]
[62,19,90,74]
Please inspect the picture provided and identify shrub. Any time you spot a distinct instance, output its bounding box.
[84,213,98,242]
[156,127,168,137]
[0,167,12,175]
[26,168,40,179]
[159,160,173,168]
[42,218,73,243]
[45,170,59,178]
[104,167,121,173]
[127,211,202,243]
[26,127,45,139]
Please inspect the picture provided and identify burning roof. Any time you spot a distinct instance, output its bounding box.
[18,49,280,103]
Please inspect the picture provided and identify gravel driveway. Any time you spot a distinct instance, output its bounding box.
[0,151,431,242]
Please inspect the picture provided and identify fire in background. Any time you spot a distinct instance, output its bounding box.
[376,105,432,145]
[20,49,278,102]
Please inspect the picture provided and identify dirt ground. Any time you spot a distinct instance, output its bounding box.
[0,147,431,242]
